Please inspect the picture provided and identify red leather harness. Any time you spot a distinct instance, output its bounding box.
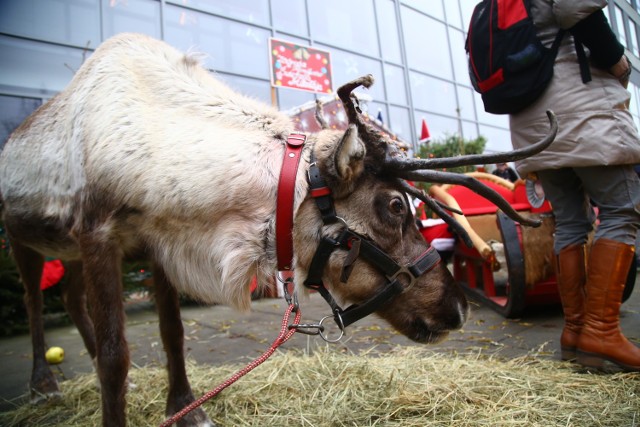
[275,133,306,271]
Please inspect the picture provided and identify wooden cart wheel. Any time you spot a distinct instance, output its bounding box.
[453,212,527,318]
[481,211,527,318]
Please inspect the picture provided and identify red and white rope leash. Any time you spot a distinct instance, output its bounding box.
[159,303,301,427]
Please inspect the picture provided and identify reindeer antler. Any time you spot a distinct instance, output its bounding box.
[337,75,392,163]
[314,99,329,130]
[336,75,559,232]
[386,110,558,171]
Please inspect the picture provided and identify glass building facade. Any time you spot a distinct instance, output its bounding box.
[1,0,640,153]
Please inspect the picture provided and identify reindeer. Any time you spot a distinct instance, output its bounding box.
[0,33,557,426]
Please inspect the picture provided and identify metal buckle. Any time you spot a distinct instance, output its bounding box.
[386,266,417,292]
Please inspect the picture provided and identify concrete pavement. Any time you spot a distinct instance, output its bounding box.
[1,276,639,413]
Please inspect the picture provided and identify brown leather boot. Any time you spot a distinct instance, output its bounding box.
[555,243,587,361]
[576,239,640,371]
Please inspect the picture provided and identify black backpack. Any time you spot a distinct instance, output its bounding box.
[466,0,566,115]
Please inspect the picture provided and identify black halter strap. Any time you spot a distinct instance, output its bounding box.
[304,156,441,329]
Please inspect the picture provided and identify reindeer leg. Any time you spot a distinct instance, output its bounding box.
[60,261,97,360]
[11,241,61,403]
[154,263,215,427]
[81,234,129,427]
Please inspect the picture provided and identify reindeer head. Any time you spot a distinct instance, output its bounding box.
[293,75,557,343]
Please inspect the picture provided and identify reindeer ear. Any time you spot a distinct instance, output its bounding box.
[333,125,365,183]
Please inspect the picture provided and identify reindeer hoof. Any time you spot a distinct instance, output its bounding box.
[173,407,215,427]
[30,389,63,405]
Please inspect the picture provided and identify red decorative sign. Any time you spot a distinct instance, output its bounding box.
[269,38,333,94]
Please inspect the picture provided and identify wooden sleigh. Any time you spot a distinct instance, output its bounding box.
[427,172,635,318]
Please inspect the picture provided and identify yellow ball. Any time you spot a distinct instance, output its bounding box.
[45,346,65,364]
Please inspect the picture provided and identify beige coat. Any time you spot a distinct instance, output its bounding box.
[510,0,640,176]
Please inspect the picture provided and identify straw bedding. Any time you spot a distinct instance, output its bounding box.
[1,347,638,426]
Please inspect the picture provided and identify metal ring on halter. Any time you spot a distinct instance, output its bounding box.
[306,162,317,182]
[317,313,345,343]
[277,272,298,309]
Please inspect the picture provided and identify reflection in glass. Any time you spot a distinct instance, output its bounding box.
[166,0,270,26]
[412,111,459,141]
[401,0,444,19]
[0,36,86,94]
[615,6,628,47]
[323,46,385,101]
[461,120,479,142]
[448,28,469,84]
[628,18,639,56]
[402,7,452,79]
[308,0,379,56]
[376,0,402,64]
[272,0,308,36]
[389,105,411,140]
[277,88,316,111]
[0,96,42,149]
[0,0,100,48]
[103,0,161,39]
[457,85,477,121]
[444,0,463,30]
[383,64,408,105]
[410,72,457,117]
[164,5,270,79]
[478,124,512,153]
[216,73,271,104]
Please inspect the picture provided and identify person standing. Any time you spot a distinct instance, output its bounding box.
[492,162,519,182]
[509,0,640,371]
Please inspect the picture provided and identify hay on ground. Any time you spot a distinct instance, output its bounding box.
[1,347,638,426]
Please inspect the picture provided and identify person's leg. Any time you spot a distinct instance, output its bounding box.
[538,168,594,360]
[574,165,640,371]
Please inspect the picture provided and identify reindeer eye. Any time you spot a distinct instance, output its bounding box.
[389,197,405,215]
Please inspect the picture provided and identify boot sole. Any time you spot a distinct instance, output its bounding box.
[560,346,577,362]
[576,350,640,372]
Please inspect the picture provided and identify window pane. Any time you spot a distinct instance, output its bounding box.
[461,1,476,31]
[323,46,385,101]
[478,124,511,153]
[401,0,444,19]
[216,73,271,104]
[308,0,379,56]
[413,111,459,141]
[103,0,161,39]
[0,0,100,47]
[402,7,452,79]
[448,28,469,83]
[445,0,463,30]
[383,64,407,105]
[0,36,86,94]
[166,0,269,26]
[615,6,628,48]
[629,18,640,57]
[410,72,457,117]
[272,0,308,37]
[389,105,412,141]
[277,87,316,111]
[473,92,509,128]
[0,95,42,149]
[461,120,479,141]
[376,0,402,63]
[164,5,270,79]
[457,85,477,121]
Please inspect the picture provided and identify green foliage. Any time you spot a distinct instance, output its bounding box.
[413,134,487,219]
[417,134,487,175]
